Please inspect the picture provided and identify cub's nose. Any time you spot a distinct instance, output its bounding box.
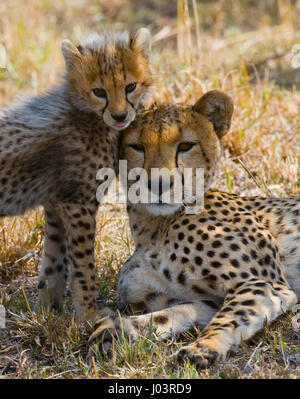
[111,112,128,122]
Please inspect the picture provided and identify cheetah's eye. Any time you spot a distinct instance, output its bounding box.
[93,88,107,98]
[129,144,144,152]
[177,142,196,152]
[125,83,137,94]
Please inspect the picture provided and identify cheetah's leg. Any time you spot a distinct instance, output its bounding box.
[88,252,220,349]
[118,253,184,312]
[88,254,219,350]
[38,205,68,310]
[176,280,297,368]
[88,300,218,349]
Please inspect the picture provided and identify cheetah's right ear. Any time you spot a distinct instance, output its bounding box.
[61,39,82,69]
[193,90,234,138]
[131,28,151,59]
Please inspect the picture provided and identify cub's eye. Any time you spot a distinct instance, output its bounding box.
[125,83,137,94]
[129,144,144,152]
[93,88,107,98]
[177,142,196,152]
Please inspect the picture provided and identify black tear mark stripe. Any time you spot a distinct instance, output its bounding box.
[198,141,210,164]
[126,96,136,111]
[175,152,184,187]
[102,98,108,114]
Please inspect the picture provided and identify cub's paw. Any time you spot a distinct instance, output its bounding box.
[176,343,218,368]
[37,281,64,312]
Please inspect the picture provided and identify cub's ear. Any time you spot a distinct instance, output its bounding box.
[61,39,82,69]
[192,90,234,138]
[131,28,151,59]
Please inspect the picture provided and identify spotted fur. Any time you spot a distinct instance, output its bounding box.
[0,29,153,323]
[90,91,299,368]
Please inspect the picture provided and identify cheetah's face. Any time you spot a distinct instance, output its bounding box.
[120,91,233,216]
[61,29,153,130]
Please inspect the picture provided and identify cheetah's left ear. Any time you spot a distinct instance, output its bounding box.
[193,90,234,138]
[131,28,151,59]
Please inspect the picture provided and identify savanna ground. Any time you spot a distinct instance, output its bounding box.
[0,0,300,379]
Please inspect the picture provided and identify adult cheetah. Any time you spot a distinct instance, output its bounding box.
[0,29,153,324]
[90,90,299,368]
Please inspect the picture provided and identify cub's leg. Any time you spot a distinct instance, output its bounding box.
[38,205,68,310]
[40,202,114,330]
[177,280,297,368]
[58,201,101,321]
[57,202,116,326]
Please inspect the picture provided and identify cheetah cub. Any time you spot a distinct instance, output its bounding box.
[0,29,153,323]
[90,90,299,368]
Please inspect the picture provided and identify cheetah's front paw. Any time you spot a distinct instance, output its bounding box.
[87,312,123,354]
[87,312,138,356]
[176,343,218,368]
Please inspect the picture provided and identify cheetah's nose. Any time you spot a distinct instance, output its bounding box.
[148,177,170,203]
[148,178,163,195]
[111,112,128,122]
[148,178,173,195]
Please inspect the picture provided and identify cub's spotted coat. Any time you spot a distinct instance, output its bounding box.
[0,29,153,326]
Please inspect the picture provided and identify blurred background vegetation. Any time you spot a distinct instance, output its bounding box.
[2,0,300,105]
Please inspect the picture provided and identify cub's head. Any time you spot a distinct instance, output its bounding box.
[120,90,233,216]
[61,29,153,130]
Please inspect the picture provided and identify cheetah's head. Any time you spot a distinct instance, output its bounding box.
[120,90,234,216]
[61,29,153,131]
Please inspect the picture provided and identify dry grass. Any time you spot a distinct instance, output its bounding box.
[0,0,300,379]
